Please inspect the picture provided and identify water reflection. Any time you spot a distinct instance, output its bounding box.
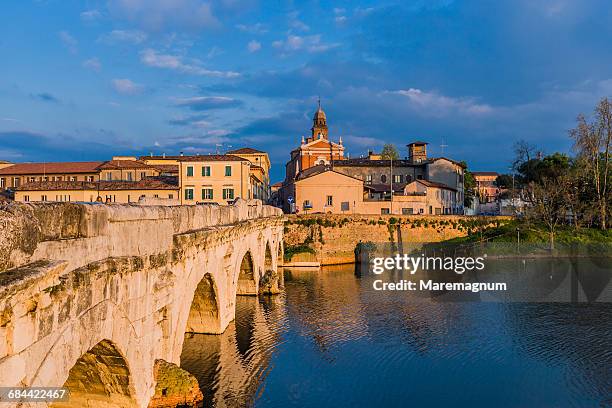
[181,263,612,407]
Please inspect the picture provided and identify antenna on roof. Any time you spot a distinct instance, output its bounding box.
[440,139,448,156]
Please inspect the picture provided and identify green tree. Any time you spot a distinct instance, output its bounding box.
[461,161,476,207]
[380,143,400,160]
[495,174,514,189]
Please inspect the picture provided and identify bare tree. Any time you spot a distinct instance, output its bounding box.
[570,97,612,230]
[512,140,537,171]
[526,177,569,250]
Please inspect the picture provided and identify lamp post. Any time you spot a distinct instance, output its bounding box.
[516,227,520,253]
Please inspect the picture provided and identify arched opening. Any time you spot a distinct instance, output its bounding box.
[186,273,220,334]
[259,242,281,295]
[53,340,137,408]
[264,243,273,273]
[236,251,257,295]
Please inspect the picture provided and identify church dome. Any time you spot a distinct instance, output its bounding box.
[313,105,326,121]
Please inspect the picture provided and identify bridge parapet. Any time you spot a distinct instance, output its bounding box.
[0,198,282,273]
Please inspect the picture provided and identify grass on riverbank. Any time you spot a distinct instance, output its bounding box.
[445,219,612,245]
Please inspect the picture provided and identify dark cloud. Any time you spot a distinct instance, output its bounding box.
[174,96,242,111]
[32,93,60,103]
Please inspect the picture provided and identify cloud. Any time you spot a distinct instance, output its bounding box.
[272,35,340,54]
[107,0,220,31]
[58,30,78,54]
[82,57,102,71]
[236,23,267,34]
[111,79,144,95]
[386,88,494,116]
[98,29,147,44]
[173,96,242,111]
[80,9,102,22]
[140,49,240,78]
[247,40,261,53]
[288,11,309,31]
[32,93,60,103]
[168,114,212,128]
[344,135,385,148]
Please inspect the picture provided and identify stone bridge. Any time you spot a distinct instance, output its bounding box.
[0,199,284,407]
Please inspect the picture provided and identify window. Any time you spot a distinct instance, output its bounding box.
[202,188,213,200]
[70,176,77,181]
[341,201,350,211]
[435,207,442,215]
[406,175,412,183]
[429,206,433,214]
[304,200,312,209]
[23,195,29,202]
[326,195,333,206]
[185,188,194,200]
[186,166,194,177]
[417,174,423,180]
[127,195,131,203]
[154,194,159,198]
[107,173,112,181]
[41,195,47,202]
[141,172,146,179]
[381,208,390,215]
[0,178,5,188]
[393,175,402,183]
[127,172,133,181]
[381,175,387,183]
[223,188,234,200]
[402,208,413,215]
[28,177,35,182]
[168,194,174,199]
[13,177,20,188]
[202,166,211,177]
[225,165,232,176]
[365,174,372,184]
[87,176,94,182]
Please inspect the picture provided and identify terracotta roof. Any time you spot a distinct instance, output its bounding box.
[295,164,363,183]
[227,147,265,154]
[152,164,179,173]
[0,161,104,175]
[97,160,153,170]
[407,141,429,145]
[139,155,184,160]
[176,154,248,162]
[367,183,406,193]
[416,179,457,191]
[17,177,178,191]
[472,171,499,176]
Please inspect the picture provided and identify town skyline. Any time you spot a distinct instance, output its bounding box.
[2,1,612,182]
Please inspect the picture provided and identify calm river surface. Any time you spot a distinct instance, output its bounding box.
[181,261,612,408]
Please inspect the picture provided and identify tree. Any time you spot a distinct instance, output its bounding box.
[512,140,537,171]
[495,174,514,189]
[461,161,476,207]
[380,144,400,160]
[526,176,570,250]
[570,97,612,230]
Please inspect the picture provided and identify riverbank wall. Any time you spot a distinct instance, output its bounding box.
[283,214,512,265]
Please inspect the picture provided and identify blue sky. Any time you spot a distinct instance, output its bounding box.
[1,0,611,182]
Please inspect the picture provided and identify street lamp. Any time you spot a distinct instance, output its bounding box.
[516,227,520,253]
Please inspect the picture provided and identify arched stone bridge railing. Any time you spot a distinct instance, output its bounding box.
[0,199,284,407]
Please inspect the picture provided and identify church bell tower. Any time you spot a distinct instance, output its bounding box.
[311,98,328,140]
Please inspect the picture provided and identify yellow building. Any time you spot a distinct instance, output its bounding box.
[291,166,461,215]
[14,177,179,204]
[177,155,252,205]
[97,157,161,181]
[227,148,271,202]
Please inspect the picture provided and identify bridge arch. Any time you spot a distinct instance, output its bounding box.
[185,273,221,334]
[53,339,137,408]
[32,300,151,407]
[259,241,282,295]
[236,250,257,295]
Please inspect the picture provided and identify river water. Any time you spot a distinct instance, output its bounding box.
[181,261,612,408]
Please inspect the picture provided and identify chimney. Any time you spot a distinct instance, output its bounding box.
[162,153,166,158]
[180,151,184,157]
